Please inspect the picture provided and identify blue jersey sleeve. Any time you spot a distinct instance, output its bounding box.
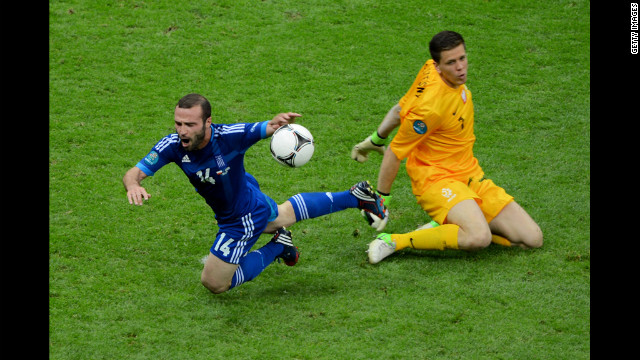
[214,121,269,153]
[135,134,179,176]
[259,120,269,139]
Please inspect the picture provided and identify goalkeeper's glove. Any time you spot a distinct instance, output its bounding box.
[351,131,387,163]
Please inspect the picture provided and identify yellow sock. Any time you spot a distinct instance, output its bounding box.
[392,224,459,251]
[491,235,512,247]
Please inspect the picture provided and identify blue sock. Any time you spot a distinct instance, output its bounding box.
[288,190,358,221]
[229,241,283,289]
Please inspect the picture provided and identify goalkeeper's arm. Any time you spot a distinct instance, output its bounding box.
[351,104,402,163]
[376,146,402,202]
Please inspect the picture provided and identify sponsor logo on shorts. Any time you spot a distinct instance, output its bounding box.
[441,187,457,202]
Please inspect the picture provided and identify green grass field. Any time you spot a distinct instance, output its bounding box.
[50,0,590,358]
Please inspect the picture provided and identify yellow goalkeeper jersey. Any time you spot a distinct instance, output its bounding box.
[390,59,482,194]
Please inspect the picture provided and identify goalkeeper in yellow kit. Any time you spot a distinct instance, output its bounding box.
[351,31,543,264]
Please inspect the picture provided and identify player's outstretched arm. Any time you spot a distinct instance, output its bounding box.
[352,104,402,162]
[265,112,302,137]
[123,166,151,206]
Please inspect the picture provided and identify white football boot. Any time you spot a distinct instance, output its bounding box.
[367,233,396,264]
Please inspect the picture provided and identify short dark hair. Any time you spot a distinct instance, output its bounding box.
[429,31,466,63]
[177,93,211,123]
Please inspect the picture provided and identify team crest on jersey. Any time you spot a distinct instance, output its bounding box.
[144,151,159,166]
[413,120,427,134]
[215,155,225,168]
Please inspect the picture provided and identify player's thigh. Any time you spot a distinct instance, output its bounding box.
[489,201,543,248]
[417,179,481,225]
[469,178,513,224]
[264,201,296,233]
[470,178,543,248]
[202,206,270,292]
[201,252,238,293]
[446,199,493,249]
[417,180,491,248]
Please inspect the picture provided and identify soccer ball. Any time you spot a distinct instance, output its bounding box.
[270,124,315,167]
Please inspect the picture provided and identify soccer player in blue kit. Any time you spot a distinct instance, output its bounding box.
[123,93,388,294]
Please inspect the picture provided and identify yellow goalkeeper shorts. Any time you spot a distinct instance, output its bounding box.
[416,176,514,225]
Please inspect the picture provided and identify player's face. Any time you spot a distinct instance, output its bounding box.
[174,105,211,151]
[435,44,468,89]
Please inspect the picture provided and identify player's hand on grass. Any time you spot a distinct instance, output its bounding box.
[351,135,385,163]
[127,186,151,206]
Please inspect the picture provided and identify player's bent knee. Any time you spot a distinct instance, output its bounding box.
[461,227,492,251]
[200,274,230,294]
[523,226,544,249]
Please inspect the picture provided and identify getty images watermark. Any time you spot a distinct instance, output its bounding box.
[633,3,639,54]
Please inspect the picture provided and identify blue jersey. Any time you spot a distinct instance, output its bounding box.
[136,121,270,223]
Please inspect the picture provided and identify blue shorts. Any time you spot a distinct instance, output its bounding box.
[210,174,279,264]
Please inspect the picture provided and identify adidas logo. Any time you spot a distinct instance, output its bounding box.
[182,155,191,163]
